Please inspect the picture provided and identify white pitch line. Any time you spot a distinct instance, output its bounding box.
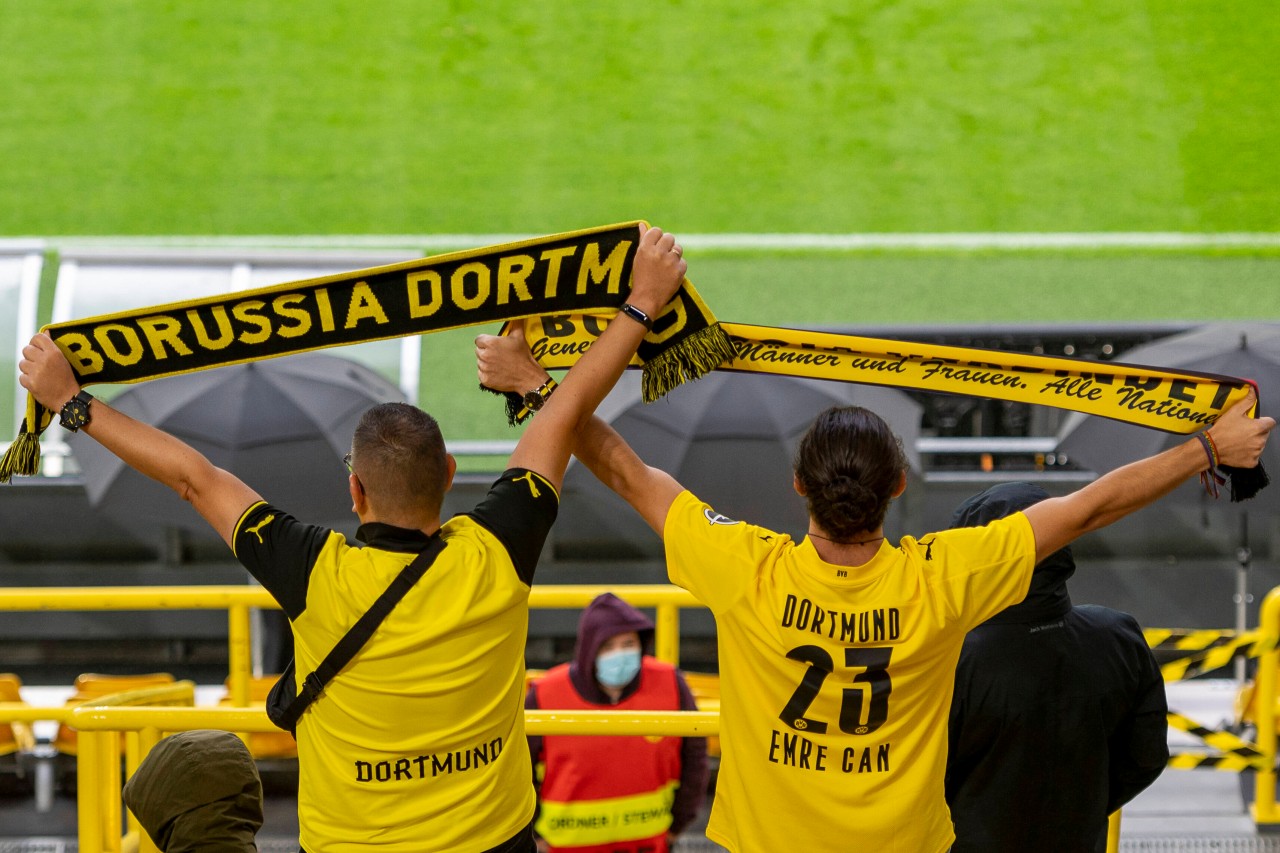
[3,232,1280,253]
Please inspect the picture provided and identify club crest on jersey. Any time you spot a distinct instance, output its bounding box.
[703,509,739,526]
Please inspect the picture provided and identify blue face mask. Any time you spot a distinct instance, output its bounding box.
[595,648,642,689]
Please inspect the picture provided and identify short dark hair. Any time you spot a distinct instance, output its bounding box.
[350,403,448,516]
[793,406,908,540]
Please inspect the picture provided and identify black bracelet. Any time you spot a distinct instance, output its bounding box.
[620,302,654,331]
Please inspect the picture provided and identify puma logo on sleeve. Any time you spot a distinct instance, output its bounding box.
[244,514,276,544]
[512,471,543,498]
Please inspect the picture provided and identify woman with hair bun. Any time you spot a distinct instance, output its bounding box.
[476,337,1273,853]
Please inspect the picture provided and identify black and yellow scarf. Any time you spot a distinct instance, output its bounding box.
[1,222,1267,500]
[0,222,733,482]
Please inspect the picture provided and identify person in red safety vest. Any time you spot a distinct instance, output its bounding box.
[527,593,708,853]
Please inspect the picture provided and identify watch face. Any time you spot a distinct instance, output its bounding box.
[60,399,89,430]
[522,391,545,412]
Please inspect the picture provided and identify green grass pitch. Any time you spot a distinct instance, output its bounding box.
[2,1,1277,235]
[1,1,1277,444]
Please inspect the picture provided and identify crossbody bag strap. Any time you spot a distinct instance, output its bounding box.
[283,533,446,723]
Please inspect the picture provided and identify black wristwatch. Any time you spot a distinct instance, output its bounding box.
[521,378,558,413]
[58,390,95,432]
[619,302,655,331]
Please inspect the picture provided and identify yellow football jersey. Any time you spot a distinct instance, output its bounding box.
[234,468,558,852]
[664,490,1036,853]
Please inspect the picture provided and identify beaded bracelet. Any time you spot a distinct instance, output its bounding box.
[1196,431,1226,498]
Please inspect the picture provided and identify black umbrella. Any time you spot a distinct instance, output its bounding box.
[1057,322,1280,671]
[69,354,406,540]
[555,372,923,558]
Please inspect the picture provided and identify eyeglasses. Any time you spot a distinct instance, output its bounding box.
[343,452,353,474]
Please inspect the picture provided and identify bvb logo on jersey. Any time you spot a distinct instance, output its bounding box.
[704,508,740,526]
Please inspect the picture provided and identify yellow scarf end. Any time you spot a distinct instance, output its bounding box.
[640,323,736,403]
[0,427,43,483]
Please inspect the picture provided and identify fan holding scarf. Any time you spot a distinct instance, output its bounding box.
[475,313,1274,853]
[18,225,690,853]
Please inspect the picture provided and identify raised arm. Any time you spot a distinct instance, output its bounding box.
[18,333,260,547]
[476,319,682,533]
[487,225,687,493]
[1023,389,1274,562]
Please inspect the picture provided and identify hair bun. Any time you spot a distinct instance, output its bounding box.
[811,475,881,538]
[819,475,872,506]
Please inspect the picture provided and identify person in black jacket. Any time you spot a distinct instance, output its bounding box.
[945,482,1169,853]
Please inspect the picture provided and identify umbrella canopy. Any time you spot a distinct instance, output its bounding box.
[1057,322,1280,674]
[70,354,405,541]
[1057,322,1280,514]
[556,372,923,558]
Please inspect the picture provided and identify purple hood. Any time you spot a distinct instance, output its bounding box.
[570,592,656,701]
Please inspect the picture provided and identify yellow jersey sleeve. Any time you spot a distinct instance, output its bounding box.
[919,513,1037,629]
[663,490,790,614]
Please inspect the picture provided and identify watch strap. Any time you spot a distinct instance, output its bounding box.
[516,377,558,423]
[619,302,655,331]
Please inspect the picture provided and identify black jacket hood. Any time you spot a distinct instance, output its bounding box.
[950,481,1074,625]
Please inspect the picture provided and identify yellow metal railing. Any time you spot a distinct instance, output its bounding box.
[7,583,1280,847]
[0,584,704,707]
[62,683,197,853]
[0,583,711,852]
[65,705,718,853]
[0,586,273,707]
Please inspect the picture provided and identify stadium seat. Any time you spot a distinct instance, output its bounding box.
[53,672,176,757]
[0,674,35,757]
[0,674,36,797]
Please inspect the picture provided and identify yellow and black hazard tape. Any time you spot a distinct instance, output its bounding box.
[1145,628,1239,653]
[1168,751,1265,772]
[1166,712,1267,772]
[1148,629,1276,683]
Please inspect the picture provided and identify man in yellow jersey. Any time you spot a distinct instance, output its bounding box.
[19,225,688,853]
[475,340,1273,853]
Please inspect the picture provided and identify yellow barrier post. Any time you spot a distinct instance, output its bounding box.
[1106,810,1121,852]
[655,602,680,665]
[102,730,123,853]
[1253,587,1280,827]
[227,603,253,706]
[77,729,105,853]
[132,726,164,853]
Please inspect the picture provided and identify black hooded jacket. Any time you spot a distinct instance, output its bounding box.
[945,483,1168,853]
[123,730,263,853]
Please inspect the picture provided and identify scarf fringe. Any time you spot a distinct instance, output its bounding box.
[0,423,42,483]
[477,384,526,427]
[1221,462,1271,502]
[640,323,736,403]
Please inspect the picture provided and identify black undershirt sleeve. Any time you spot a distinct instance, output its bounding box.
[232,502,330,619]
[465,468,560,586]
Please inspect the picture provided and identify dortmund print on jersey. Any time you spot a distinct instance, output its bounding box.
[663,490,1036,853]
